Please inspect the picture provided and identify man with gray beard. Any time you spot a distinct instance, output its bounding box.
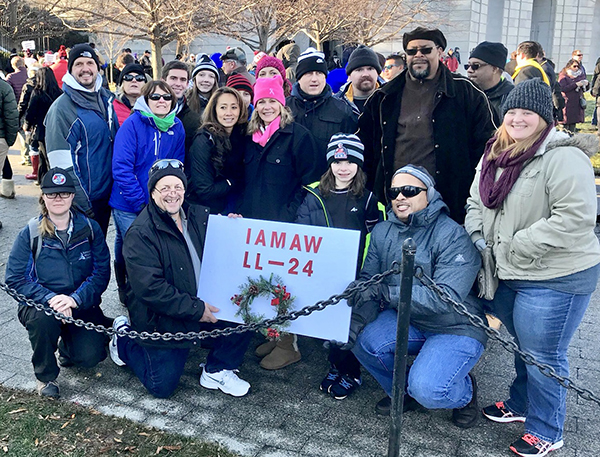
[357,27,496,224]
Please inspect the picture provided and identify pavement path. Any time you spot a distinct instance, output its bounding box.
[2,149,600,457]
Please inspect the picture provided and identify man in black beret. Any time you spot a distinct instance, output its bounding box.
[357,27,496,224]
[466,41,514,124]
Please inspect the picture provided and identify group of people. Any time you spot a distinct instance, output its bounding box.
[2,26,600,457]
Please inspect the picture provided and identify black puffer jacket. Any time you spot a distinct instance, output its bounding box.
[286,84,357,165]
[0,79,18,146]
[240,122,321,222]
[357,66,496,223]
[123,201,209,348]
[177,100,202,153]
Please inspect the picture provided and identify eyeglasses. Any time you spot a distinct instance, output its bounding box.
[388,186,427,200]
[155,185,185,195]
[464,62,489,71]
[148,93,174,101]
[44,192,73,199]
[122,74,146,82]
[405,47,434,56]
[383,64,400,70]
[150,159,184,175]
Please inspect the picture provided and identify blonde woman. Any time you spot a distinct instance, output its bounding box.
[465,78,600,457]
[5,168,111,399]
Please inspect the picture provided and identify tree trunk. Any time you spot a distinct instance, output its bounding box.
[257,25,269,52]
[175,38,185,58]
[151,33,163,79]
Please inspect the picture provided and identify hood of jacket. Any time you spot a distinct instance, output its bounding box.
[133,96,178,130]
[544,131,600,158]
[386,190,450,231]
[62,73,113,119]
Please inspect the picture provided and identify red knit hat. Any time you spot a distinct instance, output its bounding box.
[253,74,285,106]
[226,74,254,99]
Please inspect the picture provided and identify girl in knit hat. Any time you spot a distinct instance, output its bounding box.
[188,53,220,117]
[225,74,254,119]
[466,78,600,457]
[297,133,383,399]
[240,74,321,370]
[255,55,292,97]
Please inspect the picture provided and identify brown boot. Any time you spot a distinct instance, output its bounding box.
[260,333,301,370]
[255,339,277,358]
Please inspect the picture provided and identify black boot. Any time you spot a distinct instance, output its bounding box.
[375,394,422,416]
[452,373,479,428]
[114,261,128,305]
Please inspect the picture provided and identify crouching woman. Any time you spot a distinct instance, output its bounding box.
[5,168,111,399]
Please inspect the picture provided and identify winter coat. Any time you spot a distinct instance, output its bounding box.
[558,71,586,125]
[51,59,68,89]
[287,83,357,166]
[112,95,134,126]
[484,77,514,125]
[335,80,383,116]
[5,210,111,310]
[443,55,459,72]
[109,100,185,214]
[17,77,35,119]
[465,130,600,281]
[176,99,202,153]
[296,183,383,274]
[185,125,245,214]
[6,66,28,101]
[357,65,496,224]
[0,79,18,146]
[358,193,486,345]
[240,122,321,222]
[44,74,118,213]
[23,88,60,145]
[123,201,210,348]
[512,59,550,86]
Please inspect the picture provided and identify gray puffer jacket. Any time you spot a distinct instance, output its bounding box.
[353,192,487,346]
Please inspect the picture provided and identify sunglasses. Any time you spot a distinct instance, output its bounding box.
[122,74,146,82]
[464,62,488,71]
[388,186,427,200]
[383,64,400,70]
[148,93,173,101]
[572,65,580,69]
[150,159,184,175]
[576,54,583,57]
[405,46,434,56]
[45,192,73,199]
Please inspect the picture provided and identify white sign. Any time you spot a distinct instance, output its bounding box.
[198,216,361,342]
[21,40,36,51]
[44,53,56,65]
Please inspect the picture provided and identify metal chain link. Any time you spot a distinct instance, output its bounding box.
[414,266,600,406]
[0,261,401,342]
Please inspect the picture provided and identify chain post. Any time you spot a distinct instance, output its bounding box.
[388,238,416,457]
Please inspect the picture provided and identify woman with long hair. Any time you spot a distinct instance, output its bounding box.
[240,74,321,370]
[185,86,247,214]
[465,78,600,457]
[22,67,62,181]
[558,58,589,133]
[109,80,185,304]
[187,54,220,117]
[5,168,111,399]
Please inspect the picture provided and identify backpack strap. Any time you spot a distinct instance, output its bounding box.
[28,217,42,262]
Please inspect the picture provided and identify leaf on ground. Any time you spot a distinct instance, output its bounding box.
[35,438,39,446]
[114,438,122,443]
[138,432,150,436]
[156,446,162,454]
[8,408,27,414]
[60,421,70,429]
[116,429,123,435]
[163,446,182,451]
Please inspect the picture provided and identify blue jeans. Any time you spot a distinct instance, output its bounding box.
[352,309,484,409]
[488,281,591,443]
[112,209,138,266]
[118,321,253,398]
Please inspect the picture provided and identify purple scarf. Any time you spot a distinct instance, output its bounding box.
[479,124,554,209]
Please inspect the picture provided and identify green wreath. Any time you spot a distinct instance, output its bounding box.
[231,274,295,339]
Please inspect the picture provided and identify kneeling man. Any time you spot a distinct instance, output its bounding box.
[110,160,252,398]
[351,165,487,428]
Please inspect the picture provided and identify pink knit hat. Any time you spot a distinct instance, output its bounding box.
[253,74,286,106]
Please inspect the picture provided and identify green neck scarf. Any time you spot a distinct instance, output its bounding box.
[141,111,176,132]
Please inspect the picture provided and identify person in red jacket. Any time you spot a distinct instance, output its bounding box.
[50,46,68,89]
[112,63,147,126]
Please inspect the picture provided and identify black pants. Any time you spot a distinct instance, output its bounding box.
[329,346,361,379]
[90,197,111,237]
[2,157,12,180]
[18,305,109,383]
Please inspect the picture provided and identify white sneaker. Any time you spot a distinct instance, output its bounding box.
[109,315,130,367]
[199,368,250,397]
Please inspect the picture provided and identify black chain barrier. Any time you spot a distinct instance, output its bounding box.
[2,261,600,406]
[414,266,600,407]
[0,261,401,342]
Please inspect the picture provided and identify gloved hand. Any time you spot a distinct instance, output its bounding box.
[346,281,390,308]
